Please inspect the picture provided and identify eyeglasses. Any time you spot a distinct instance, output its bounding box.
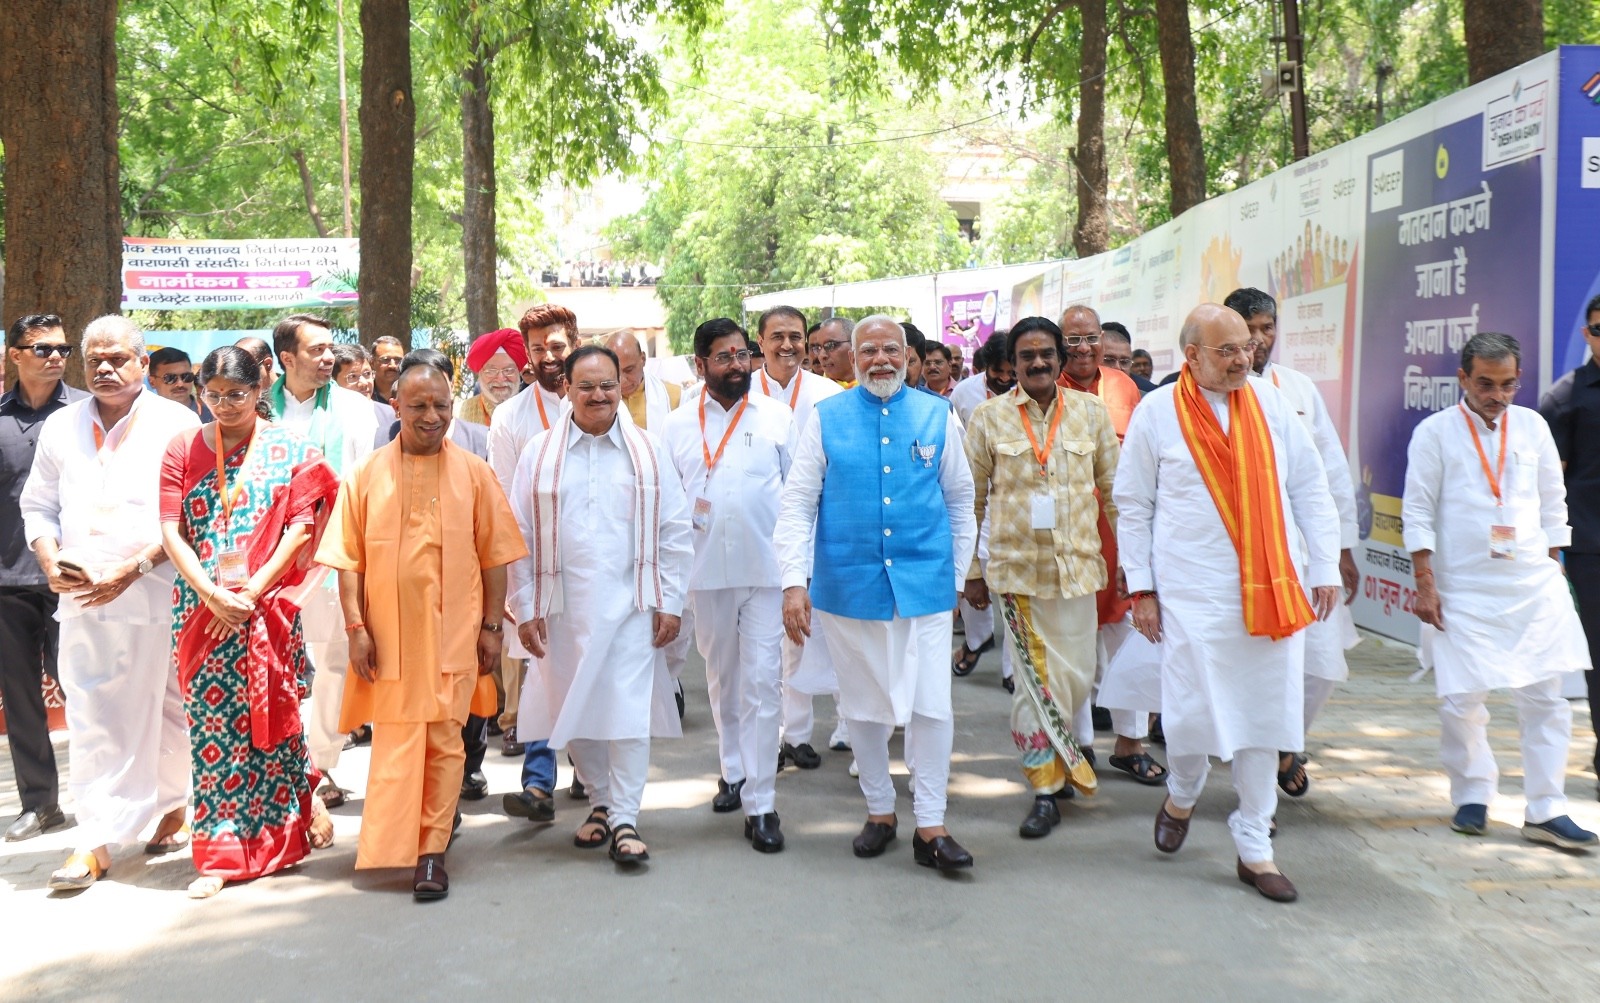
[201,389,256,407]
[25,343,73,359]
[572,380,620,394]
[157,372,196,385]
[815,340,849,354]
[707,349,753,366]
[1468,380,1521,394]
[1196,340,1263,360]
[857,343,904,360]
[1063,335,1101,348]
[1587,323,1600,337]
[478,366,520,380]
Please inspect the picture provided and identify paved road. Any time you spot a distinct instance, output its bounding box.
[3,634,1598,1000]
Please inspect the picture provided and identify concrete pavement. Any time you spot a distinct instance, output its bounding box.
[2,634,1598,1000]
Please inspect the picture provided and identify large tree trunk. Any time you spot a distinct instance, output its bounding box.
[461,37,498,339]
[1464,0,1543,84]
[0,0,122,389]
[1153,0,1206,218]
[1072,0,1109,258]
[358,0,415,350]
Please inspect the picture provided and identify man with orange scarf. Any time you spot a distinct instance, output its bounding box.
[1057,305,1163,784]
[1113,304,1340,903]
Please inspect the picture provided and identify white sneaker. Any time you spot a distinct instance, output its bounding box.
[848,759,859,778]
[829,721,851,751]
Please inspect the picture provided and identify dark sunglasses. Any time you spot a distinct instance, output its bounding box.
[25,343,73,359]
[158,372,196,385]
[1587,323,1600,337]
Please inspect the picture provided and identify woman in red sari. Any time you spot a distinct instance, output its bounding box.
[159,347,340,898]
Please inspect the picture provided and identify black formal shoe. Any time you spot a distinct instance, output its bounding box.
[1018,795,1061,839]
[745,812,785,853]
[852,819,898,858]
[779,742,822,770]
[1154,800,1191,854]
[5,805,68,842]
[503,787,555,822]
[1091,705,1113,732]
[712,778,744,813]
[460,771,488,801]
[1001,675,1015,694]
[912,831,974,870]
[569,777,587,800]
[675,680,686,721]
[486,718,503,737]
[500,728,525,758]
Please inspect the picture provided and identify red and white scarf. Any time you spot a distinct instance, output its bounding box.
[529,412,665,617]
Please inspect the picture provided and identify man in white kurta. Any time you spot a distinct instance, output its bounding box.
[1402,332,1596,849]
[508,346,693,863]
[664,319,796,850]
[265,314,378,802]
[21,315,200,891]
[1229,287,1362,797]
[754,306,846,768]
[1114,304,1340,903]
[777,316,979,870]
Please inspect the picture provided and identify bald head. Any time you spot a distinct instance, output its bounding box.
[1180,303,1253,393]
[604,330,646,398]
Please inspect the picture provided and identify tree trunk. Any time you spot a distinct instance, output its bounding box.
[1464,0,1543,85]
[291,149,333,239]
[358,0,415,350]
[1153,0,1206,218]
[0,0,122,389]
[461,37,498,339]
[1073,0,1109,258]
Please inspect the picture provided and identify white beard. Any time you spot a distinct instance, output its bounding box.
[862,370,905,399]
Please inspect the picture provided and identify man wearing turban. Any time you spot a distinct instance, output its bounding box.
[459,328,527,427]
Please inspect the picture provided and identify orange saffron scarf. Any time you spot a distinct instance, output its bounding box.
[1173,366,1314,640]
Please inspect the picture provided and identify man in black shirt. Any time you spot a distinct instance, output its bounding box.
[1538,293,1600,798]
[0,314,87,840]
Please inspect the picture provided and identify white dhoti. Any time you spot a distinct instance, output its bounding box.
[694,586,782,816]
[298,582,351,772]
[58,616,189,849]
[820,610,954,828]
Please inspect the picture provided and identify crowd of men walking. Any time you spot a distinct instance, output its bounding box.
[2,290,1597,905]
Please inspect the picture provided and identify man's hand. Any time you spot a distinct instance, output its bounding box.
[44,558,94,596]
[651,612,680,649]
[348,626,378,682]
[518,618,548,659]
[1116,567,1129,601]
[962,578,990,611]
[1413,585,1444,631]
[1132,593,1162,644]
[78,559,141,609]
[1339,549,1359,605]
[782,586,812,645]
[1311,585,1340,622]
[476,627,499,675]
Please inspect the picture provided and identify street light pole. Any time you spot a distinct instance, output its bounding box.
[1282,0,1310,161]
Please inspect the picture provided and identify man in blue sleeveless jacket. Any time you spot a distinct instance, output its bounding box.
[776,315,978,870]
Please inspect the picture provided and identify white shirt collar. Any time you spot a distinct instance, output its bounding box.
[565,413,626,447]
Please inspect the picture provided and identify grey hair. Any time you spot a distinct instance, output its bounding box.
[819,315,856,338]
[851,313,903,347]
[1461,332,1521,373]
[82,314,146,356]
[1060,303,1100,326]
[1178,316,1205,348]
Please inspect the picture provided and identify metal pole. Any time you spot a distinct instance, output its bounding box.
[1282,0,1310,160]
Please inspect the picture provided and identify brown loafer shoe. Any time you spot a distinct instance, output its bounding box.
[1154,800,1191,854]
[1237,858,1298,902]
[852,819,898,858]
[912,831,974,870]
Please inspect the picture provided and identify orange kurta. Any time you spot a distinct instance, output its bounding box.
[314,439,528,868]
[1061,366,1143,625]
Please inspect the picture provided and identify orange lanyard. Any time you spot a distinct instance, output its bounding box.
[1269,367,1281,388]
[214,424,259,525]
[1018,389,1064,478]
[533,387,551,430]
[759,369,802,410]
[1459,402,1508,507]
[91,408,139,460]
[699,393,748,478]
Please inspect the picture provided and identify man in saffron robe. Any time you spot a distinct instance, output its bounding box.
[1113,304,1340,903]
[316,365,527,900]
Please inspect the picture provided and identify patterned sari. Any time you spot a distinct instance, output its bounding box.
[165,424,339,880]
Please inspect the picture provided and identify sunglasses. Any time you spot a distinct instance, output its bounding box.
[24,343,73,359]
[157,372,196,385]
[1587,323,1600,337]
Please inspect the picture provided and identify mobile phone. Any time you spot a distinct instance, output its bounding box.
[56,559,88,578]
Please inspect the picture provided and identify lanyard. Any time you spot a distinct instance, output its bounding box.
[759,368,802,410]
[1019,389,1064,477]
[1269,367,1281,388]
[214,423,260,525]
[91,407,139,459]
[699,393,748,478]
[533,386,551,430]
[1458,402,1508,507]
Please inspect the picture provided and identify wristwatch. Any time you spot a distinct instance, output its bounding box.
[481,621,503,634]
[135,557,154,576]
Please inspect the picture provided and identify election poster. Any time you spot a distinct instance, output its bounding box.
[122,238,359,311]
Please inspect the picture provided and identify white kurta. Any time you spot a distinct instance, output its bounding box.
[276,382,378,477]
[1401,402,1589,696]
[488,382,567,659]
[1113,376,1340,759]
[508,419,692,747]
[948,373,992,427]
[755,366,841,438]
[775,405,977,725]
[1263,362,1360,681]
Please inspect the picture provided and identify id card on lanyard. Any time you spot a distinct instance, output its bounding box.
[1459,404,1514,560]
[1020,389,1063,531]
[213,425,260,586]
[693,394,747,532]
